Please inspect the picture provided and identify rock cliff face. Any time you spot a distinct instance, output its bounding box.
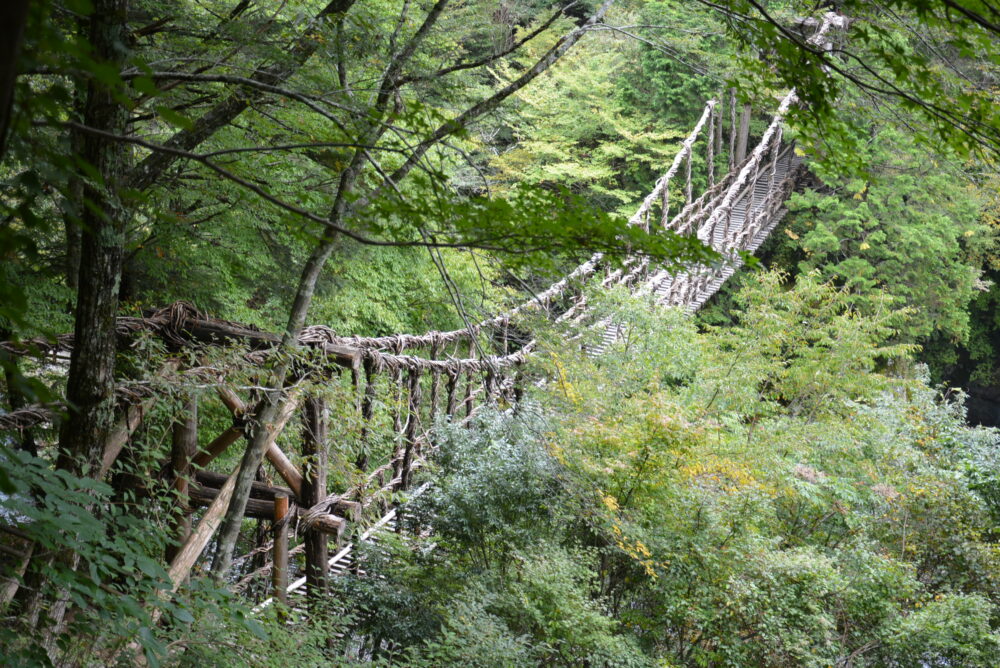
[964,384,1000,427]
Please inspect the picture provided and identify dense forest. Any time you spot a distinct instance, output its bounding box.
[2,0,1000,666]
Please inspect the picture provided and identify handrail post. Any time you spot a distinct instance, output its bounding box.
[272,493,289,607]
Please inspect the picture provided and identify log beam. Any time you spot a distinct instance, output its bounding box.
[189,481,352,531]
[99,359,181,477]
[1,310,361,370]
[168,467,237,591]
[190,424,244,469]
[215,385,305,498]
[266,440,304,499]
[190,483,279,518]
[194,470,292,500]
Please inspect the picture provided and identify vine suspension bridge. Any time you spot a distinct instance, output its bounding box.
[0,13,847,623]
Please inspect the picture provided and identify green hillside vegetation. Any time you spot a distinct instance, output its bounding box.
[160,273,1000,666]
[2,0,1000,665]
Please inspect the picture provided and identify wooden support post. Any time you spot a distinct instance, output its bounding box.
[351,367,361,414]
[735,103,751,166]
[400,369,421,489]
[445,369,458,418]
[685,152,693,204]
[464,370,476,420]
[272,493,289,605]
[485,368,497,404]
[767,126,782,191]
[357,356,375,471]
[391,369,408,483]
[302,397,328,605]
[714,103,723,184]
[464,336,475,419]
[428,337,441,421]
[706,107,715,190]
[661,175,670,228]
[728,88,737,170]
[166,395,198,563]
[391,367,403,437]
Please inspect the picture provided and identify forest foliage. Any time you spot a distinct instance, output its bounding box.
[164,272,1000,666]
[2,0,1000,666]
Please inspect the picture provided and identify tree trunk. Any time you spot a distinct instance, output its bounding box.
[0,0,29,160]
[63,82,87,300]
[735,103,752,166]
[210,162,362,579]
[209,393,289,577]
[0,331,37,456]
[24,4,131,642]
[56,0,131,477]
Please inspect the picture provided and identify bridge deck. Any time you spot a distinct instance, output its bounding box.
[591,151,801,355]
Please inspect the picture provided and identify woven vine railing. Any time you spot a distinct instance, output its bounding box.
[0,13,847,617]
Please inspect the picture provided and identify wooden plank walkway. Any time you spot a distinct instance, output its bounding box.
[654,151,800,311]
[590,148,802,356]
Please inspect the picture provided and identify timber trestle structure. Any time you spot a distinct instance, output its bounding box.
[0,13,846,623]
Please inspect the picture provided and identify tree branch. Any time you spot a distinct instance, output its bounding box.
[353,0,617,212]
[395,2,574,86]
[126,0,358,192]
